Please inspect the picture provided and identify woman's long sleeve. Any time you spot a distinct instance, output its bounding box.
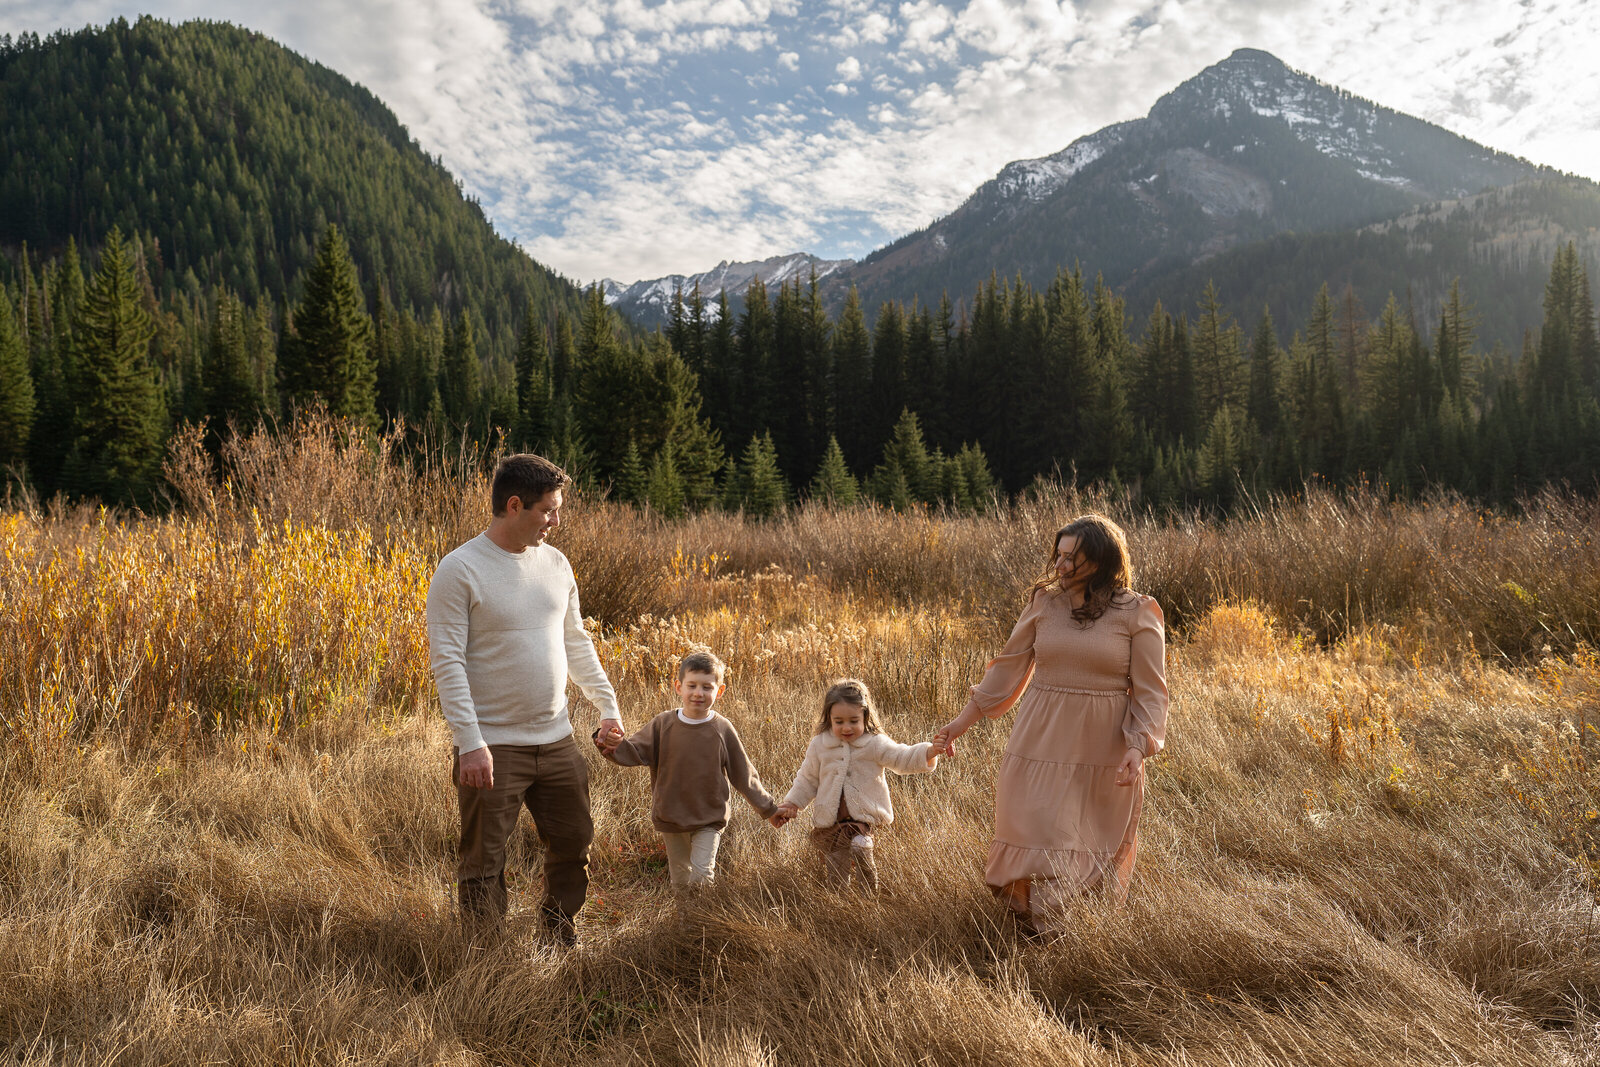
[1122,596,1169,758]
[961,591,1046,720]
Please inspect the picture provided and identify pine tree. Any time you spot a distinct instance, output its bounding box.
[735,276,774,448]
[954,442,996,508]
[0,290,34,470]
[869,299,908,455]
[29,239,85,491]
[831,286,872,464]
[1192,281,1245,423]
[281,224,376,427]
[551,311,576,399]
[1247,306,1282,439]
[441,308,480,429]
[70,226,167,501]
[645,441,685,518]
[615,435,647,504]
[203,288,264,433]
[1079,278,1134,479]
[808,435,859,506]
[1362,294,1414,445]
[513,310,552,449]
[1196,405,1245,506]
[726,432,788,518]
[1336,285,1369,406]
[1437,278,1479,403]
[870,459,914,511]
[874,408,933,503]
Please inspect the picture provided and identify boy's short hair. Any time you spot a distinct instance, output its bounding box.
[677,649,727,682]
[492,453,570,516]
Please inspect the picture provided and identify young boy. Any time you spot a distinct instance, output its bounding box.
[594,650,778,887]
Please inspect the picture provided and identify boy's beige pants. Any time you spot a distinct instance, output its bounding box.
[662,828,722,885]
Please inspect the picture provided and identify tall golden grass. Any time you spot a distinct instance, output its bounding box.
[1,416,1596,1064]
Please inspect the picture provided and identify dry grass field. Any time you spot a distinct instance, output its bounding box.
[1,418,1597,1065]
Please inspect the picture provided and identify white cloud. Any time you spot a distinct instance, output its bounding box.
[777,49,800,69]
[835,55,862,81]
[857,11,893,43]
[826,81,854,96]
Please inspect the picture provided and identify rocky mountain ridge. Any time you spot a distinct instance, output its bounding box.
[602,252,852,326]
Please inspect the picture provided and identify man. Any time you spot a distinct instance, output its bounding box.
[426,453,623,944]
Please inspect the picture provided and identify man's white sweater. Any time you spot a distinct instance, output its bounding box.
[782,731,936,829]
[426,532,619,753]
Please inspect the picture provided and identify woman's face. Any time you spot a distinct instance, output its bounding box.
[1055,534,1096,589]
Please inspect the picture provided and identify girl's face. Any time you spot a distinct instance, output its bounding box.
[1054,534,1096,590]
[829,701,866,743]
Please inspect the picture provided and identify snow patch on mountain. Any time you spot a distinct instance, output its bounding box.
[994,126,1125,202]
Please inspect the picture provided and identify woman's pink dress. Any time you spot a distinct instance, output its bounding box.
[963,588,1168,903]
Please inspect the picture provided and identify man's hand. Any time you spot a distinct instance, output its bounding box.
[595,718,625,754]
[769,802,798,828]
[458,746,494,790]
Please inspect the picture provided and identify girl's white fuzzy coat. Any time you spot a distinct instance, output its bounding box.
[781,731,936,829]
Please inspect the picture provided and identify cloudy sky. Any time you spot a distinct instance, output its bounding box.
[5,0,1598,283]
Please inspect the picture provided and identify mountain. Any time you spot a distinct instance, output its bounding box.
[603,252,852,327]
[835,47,1560,325]
[0,17,587,361]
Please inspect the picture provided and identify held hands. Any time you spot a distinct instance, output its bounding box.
[933,707,980,759]
[1115,747,1144,787]
[925,734,948,769]
[769,802,799,829]
[593,719,625,755]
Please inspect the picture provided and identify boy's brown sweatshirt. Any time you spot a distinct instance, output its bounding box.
[603,709,779,833]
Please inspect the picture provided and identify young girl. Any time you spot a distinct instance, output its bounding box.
[770,678,942,892]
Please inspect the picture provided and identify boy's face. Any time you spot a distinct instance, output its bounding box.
[829,702,866,743]
[674,670,724,718]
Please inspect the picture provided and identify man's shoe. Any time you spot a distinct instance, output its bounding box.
[541,908,577,947]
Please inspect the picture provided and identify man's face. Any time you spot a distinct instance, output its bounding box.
[512,488,562,547]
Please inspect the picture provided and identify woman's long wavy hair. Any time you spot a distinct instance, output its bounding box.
[1029,513,1133,623]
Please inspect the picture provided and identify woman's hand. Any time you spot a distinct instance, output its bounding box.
[1115,747,1144,786]
[935,707,982,759]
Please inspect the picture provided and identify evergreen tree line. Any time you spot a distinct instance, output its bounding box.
[2,220,1597,512]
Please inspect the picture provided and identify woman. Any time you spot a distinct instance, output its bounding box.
[937,514,1167,930]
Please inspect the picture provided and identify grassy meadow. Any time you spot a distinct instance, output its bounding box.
[1,418,1597,1065]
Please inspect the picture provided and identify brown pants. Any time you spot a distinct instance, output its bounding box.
[454,737,592,925]
[811,821,878,893]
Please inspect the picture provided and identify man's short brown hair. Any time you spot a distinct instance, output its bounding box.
[677,649,727,682]
[492,454,570,516]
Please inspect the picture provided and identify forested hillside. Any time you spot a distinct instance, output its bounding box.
[0,17,591,496]
[1127,179,1600,354]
